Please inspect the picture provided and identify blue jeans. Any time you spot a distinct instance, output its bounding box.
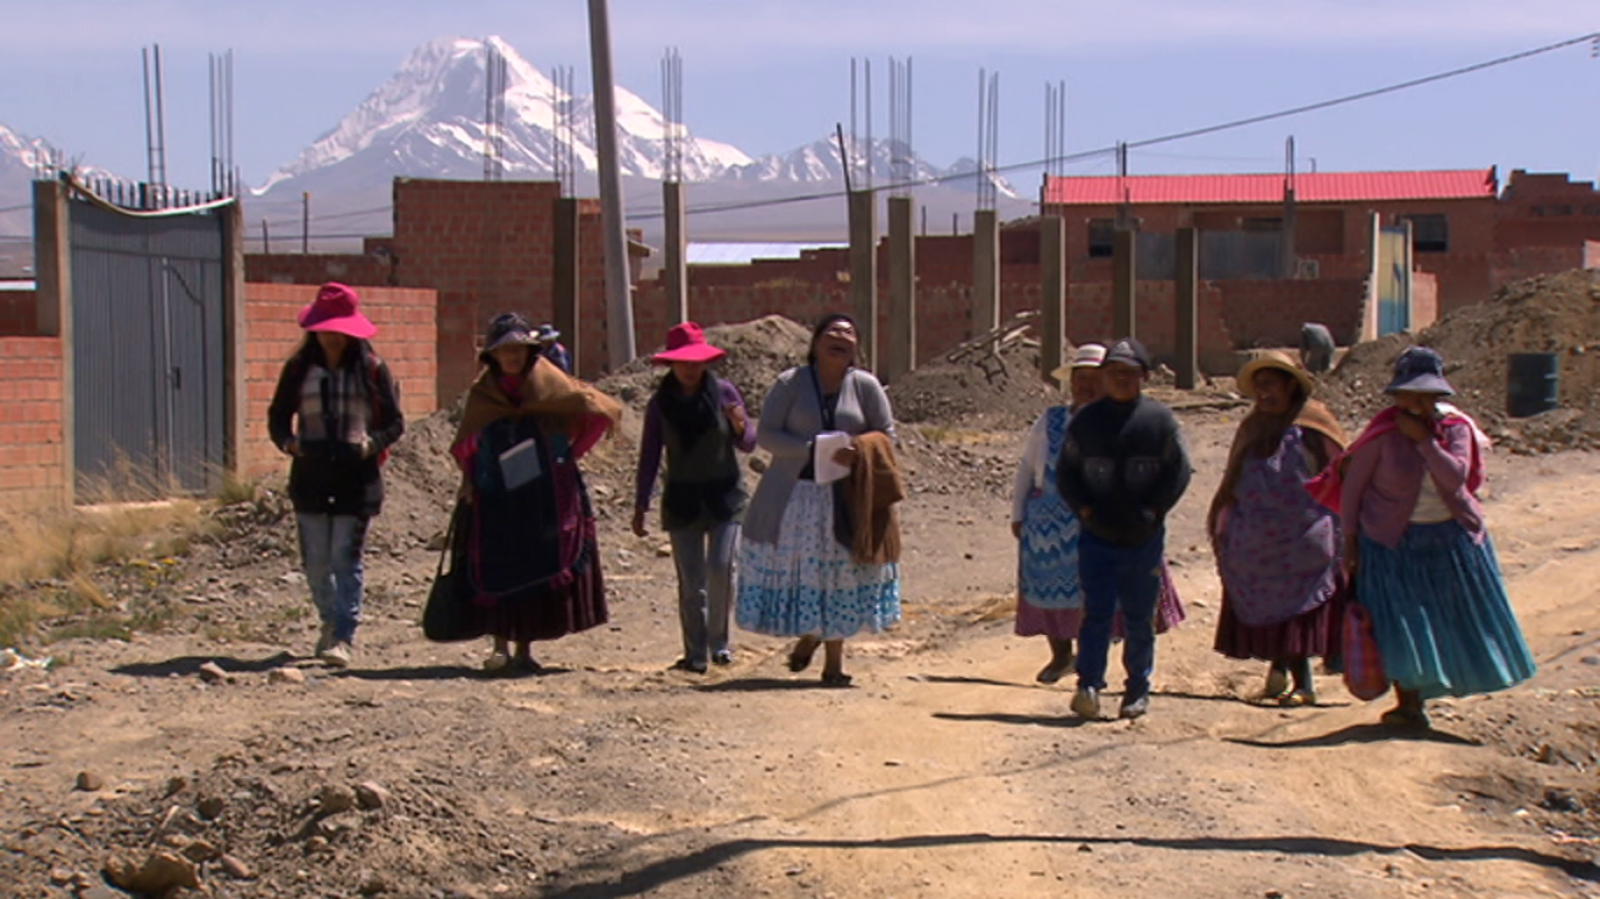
[295,513,369,644]
[1075,528,1164,697]
[669,521,739,663]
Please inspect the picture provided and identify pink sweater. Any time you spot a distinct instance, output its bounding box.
[1340,418,1483,549]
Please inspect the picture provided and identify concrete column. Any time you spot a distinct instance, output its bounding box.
[886,195,916,383]
[1174,226,1199,390]
[586,0,636,367]
[552,196,581,377]
[1113,227,1136,340]
[662,181,688,326]
[1040,215,1067,386]
[1361,211,1380,343]
[1280,186,1299,279]
[221,200,248,476]
[847,190,877,370]
[971,208,1000,339]
[32,179,73,505]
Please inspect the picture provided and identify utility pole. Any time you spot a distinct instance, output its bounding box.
[587,0,637,368]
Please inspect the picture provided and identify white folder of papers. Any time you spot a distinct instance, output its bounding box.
[813,431,853,485]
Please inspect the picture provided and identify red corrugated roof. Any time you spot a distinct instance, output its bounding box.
[1043,169,1498,205]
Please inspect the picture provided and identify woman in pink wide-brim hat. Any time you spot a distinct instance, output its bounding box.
[267,282,403,669]
[633,322,757,674]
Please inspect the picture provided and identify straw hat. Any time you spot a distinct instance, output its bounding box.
[1236,349,1316,400]
[1048,342,1108,383]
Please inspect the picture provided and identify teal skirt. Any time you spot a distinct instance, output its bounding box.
[1356,521,1535,700]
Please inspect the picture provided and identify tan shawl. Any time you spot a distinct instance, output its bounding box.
[846,432,906,565]
[453,356,623,450]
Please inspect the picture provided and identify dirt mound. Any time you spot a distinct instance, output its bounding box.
[596,315,814,415]
[1319,268,1600,452]
[887,340,1061,430]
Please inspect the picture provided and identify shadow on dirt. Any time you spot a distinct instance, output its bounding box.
[1226,723,1482,749]
[336,665,574,682]
[111,653,299,677]
[535,831,1598,898]
[695,677,853,693]
[930,711,1091,729]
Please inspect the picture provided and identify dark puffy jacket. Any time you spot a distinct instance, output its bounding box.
[266,340,404,517]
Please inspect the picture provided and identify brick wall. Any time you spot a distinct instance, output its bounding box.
[391,179,561,405]
[0,290,37,337]
[1496,170,1600,251]
[1413,272,1439,331]
[1216,279,1368,348]
[1489,246,1590,292]
[242,283,439,477]
[634,276,1238,376]
[245,252,395,287]
[0,337,65,508]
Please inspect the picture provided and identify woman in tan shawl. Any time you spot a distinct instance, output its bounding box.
[1208,351,1347,707]
[450,312,622,673]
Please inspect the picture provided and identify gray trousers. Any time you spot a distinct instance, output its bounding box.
[669,520,739,662]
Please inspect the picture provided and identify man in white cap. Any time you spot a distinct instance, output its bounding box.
[1056,337,1191,720]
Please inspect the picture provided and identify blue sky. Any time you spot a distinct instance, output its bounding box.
[0,0,1596,191]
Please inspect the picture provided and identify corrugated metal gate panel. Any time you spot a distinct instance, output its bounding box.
[69,202,226,497]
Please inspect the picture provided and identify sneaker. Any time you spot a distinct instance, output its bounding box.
[1070,687,1101,720]
[1118,693,1150,719]
[482,651,511,673]
[712,650,734,667]
[319,642,353,669]
[313,622,335,656]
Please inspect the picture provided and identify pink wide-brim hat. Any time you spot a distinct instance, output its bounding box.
[298,282,377,340]
[652,321,726,365]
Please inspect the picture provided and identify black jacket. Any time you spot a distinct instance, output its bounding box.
[1056,395,1190,546]
[267,340,404,517]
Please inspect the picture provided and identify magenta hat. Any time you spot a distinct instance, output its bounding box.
[652,322,725,365]
[298,282,377,340]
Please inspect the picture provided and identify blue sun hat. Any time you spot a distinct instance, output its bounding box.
[1384,346,1455,395]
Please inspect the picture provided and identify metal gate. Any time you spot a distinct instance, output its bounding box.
[69,199,228,497]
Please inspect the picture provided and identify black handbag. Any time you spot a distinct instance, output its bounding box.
[421,501,486,642]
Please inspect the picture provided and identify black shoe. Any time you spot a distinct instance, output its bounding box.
[671,657,709,674]
[1118,693,1150,719]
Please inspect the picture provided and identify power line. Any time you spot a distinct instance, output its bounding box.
[617,29,1598,222]
[1125,31,1600,153]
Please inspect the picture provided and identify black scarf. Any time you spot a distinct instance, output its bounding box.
[656,370,721,446]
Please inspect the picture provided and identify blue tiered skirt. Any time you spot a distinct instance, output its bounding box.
[1356,521,1535,700]
[737,482,901,640]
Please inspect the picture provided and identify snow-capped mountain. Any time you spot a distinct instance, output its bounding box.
[253,36,752,198]
[0,121,68,189]
[0,122,67,269]
[723,136,1019,199]
[254,36,1022,204]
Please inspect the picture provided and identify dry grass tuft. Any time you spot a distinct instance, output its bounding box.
[0,501,218,648]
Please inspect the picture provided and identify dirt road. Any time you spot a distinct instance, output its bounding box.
[1,411,1597,899]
